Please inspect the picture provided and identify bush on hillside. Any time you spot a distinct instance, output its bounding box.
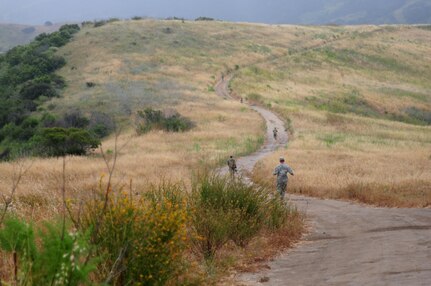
[135,108,194,134]
[81,21,94,27]
[404,107,431,125]
[21,26,36,34]
[195,17,215,21]
[247,93,263,103]
[94,20,107,28]
[88,112,116,138]
[61,110,90,129]
[32,127,100,157]
[20,81,57,100]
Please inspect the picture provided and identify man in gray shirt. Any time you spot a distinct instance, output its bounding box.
[273,157,294,200]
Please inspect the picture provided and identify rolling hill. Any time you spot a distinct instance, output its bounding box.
[0,18,430,220]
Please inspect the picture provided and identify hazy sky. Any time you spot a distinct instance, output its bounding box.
[1,0,430,25]
[0,0,338,24]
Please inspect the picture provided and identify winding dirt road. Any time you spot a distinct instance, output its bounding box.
[215,76,431,286]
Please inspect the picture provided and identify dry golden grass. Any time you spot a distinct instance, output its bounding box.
[226,24,431,208]
[250,108,431,208]
[0,101,263,220]
[1,20,430,218]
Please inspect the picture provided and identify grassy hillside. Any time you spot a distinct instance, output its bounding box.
[1,19,430,216]
[0,23,59,52]
[230,24,431,207]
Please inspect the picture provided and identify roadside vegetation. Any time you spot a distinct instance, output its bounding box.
[0,157,303,284]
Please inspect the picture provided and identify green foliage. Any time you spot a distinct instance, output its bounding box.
[242,136,265,154]
[94,20,107,28]
[247,93,263,103]
[0,217,96,286]
[403,107,431,125]
[0,24,80,159]
[418,25,431,31]
[306,89,379,117]
[0,217,36,257]
[33,127,100,157]
[247,44,271,54]
[135,108,194,134]
[195,17,215,21]
[318,133,346,147]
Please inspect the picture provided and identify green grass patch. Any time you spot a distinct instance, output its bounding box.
[378,87,429,102]
[318,133,346,147]
[247,44,272,54]
[306,89,379,118]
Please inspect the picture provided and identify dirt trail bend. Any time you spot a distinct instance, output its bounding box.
[215,76,431,286]
[215,76,288,176]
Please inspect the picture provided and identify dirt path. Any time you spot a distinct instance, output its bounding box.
[215,76,288,176]
[215,76,431,286]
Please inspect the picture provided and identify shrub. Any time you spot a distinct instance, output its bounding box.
[85,82,96,88]
[32,127,100,156]
[190,173,269,258]
[163,27,173,34]
[61,111,90,128]
[404,107,431,125]
[135,108,194,134]
[195,17,215,21]
[247,93,263,103]
[88,112,115,138]
[20,81,57,100]
[107,18,120,23]
[81,21,94,27]
[21,27,36,34]
[80,182,190,285]
[94,20,107,28]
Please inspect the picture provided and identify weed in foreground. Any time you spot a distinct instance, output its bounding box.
[189,173,295,259]
[0,217,96,286]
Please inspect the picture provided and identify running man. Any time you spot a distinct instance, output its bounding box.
[273,157,294,200]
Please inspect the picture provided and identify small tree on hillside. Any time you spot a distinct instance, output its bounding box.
[33,127,100,157]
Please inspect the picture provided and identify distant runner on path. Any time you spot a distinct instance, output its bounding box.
[273,127,278,140]
[227,155,237,178]
[273,157,294,200]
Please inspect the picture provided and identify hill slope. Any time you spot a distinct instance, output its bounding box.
[0,19,430,221]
